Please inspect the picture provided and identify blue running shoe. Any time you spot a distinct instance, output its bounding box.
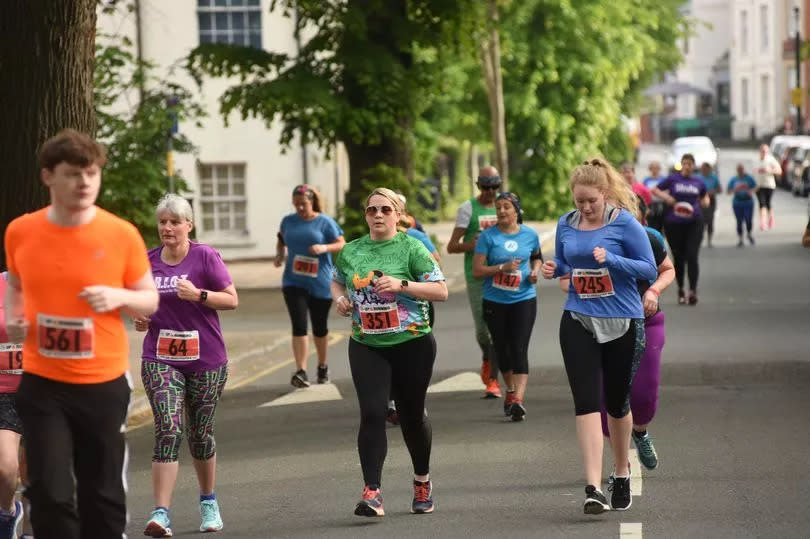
[354,486,384,517]
[411,480,434,514]
[144,507,172,537]
[199,499,223,532]
[632,431,659,470]
[0,500,24,539]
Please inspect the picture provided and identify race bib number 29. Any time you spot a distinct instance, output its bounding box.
[572,268,615,299]
[37,314,94,359]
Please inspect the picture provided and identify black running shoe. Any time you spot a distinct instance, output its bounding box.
[609,476,632,511]
[291,369,310,388]
[386,401,399,426]
[583,485,609,515]
[509,401,526,422]
[317,365,329,384]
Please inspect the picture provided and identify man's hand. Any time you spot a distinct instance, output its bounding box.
[175,279,201,302]
[79,286,125,313]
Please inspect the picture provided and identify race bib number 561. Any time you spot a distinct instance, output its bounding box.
[37,314,94,359]
[572,268,615,299]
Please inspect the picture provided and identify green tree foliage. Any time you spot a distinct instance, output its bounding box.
[94,34,204,246]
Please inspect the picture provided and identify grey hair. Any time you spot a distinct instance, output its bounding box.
[156,193,194,223]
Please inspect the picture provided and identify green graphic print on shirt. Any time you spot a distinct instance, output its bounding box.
[333,232,444,347]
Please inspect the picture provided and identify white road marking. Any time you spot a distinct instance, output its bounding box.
[620,522,643,538]
[258,382,342,407]
[629,448,643,495]
[426,372,485,393]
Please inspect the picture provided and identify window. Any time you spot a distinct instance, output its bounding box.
[198,0,262,48]
[198,163,248,236]
[761,74,769,119]
[740,10,748,55]
[741,78,749,118]
[760,5,769,52]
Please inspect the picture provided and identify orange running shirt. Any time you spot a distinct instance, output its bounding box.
[4,207,150,384]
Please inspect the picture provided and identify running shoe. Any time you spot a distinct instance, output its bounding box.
[748,234,755,245]
[0,500,23,539]
[317,365,329,384]
[386,400,399,426]
[688,291,698,306]
[583,485,609,515]
[737,238,744,248]
[199,499,223,532]
[411,480,434,514]
[677,289,686,305]
[509,400,526,422]
[144,507,172,537]
[769,214,775,229]
[291,369,310,388]
[480,359,491,385]
[609,476,632,510]
[607,462,631,486]
[632,431,659,470]
[354,486,384,517]
[504,391,516,416]
[484,378,501,399]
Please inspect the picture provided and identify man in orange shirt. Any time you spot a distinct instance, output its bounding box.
[4,129,159,539]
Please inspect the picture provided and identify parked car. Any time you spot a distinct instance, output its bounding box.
[665,136,718,172]
[773,136,810,188]
[792,145,810,197]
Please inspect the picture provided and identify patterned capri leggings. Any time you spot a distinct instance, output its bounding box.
[141,360,228,463]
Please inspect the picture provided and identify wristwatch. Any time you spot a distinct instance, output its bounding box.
[401,280,409,289]
[199,289,208,303]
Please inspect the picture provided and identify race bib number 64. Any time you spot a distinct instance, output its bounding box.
[37,314,94,359]
[156,329,201,361]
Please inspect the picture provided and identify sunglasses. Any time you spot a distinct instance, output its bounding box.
[478,185,500,191]
[365,205,395,216]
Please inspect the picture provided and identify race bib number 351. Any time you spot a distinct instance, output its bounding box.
[0,343,22,375]
[572,268,615,299]
[37,314,94,359]
[156,329,200,361]
[359,303,402,335]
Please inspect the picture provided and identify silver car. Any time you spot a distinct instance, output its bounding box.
[666,136,718,172]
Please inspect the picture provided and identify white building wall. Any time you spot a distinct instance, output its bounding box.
[98,0,348,260]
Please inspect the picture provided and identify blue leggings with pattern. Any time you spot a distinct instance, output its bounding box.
[141,360,228,462]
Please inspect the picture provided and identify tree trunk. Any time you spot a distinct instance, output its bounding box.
[479,0,509,190]
[0,0,97,269]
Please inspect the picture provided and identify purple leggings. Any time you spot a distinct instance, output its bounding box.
[601,311,665,436]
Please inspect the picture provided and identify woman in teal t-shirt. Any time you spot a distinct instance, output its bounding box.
[472,192,542,422]
[332,188,447,518]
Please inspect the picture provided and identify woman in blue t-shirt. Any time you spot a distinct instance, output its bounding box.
[472,193,541,422]
[726,164,758,247]
[542,158,656,515]
[274,185,345,387]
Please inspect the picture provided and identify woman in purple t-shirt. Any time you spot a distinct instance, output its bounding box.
[135,194,238,536]
[651,153,710,305]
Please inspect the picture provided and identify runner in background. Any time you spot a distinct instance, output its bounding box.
[136,194,238,537]
[472,193,541,422]
[4,129,159,539]
[274,185,345,387]
[726,164,758,248]
[755,144,781,231]
[621,162,652,207]
[642,161,667,232]
[446,166,502,399]
[697,163,721,248]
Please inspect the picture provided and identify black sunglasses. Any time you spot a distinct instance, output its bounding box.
[365,205,394,216]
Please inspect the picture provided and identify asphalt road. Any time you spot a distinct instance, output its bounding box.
[123,147,810,538]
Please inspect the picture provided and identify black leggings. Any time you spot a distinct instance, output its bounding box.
[282,286,332,337]
[349,334,436,486]
[664,220,703,291]
[757,187,774,210]
[482,298,536,375]
[559,312,645,417]
[703,197,716,240]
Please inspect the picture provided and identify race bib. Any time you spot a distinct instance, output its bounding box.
[478,215,497,231]
[572,268,615,299]
[492,270,522,292]
[156,329,201,361]
[0,343,22,375]
[292,255,319,278]
[673,201,695,218]
[37,314,94,359]
[359,303,402,335]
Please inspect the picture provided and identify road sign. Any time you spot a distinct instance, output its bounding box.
[791,87,804,106]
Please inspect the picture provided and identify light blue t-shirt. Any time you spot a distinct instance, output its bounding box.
[553,209,656,319]
[642,176,665,190]
[699,173,721,194]
[727,175,757,205]
[475,224,541,304]
[406,228,437,254]
[280,213,343,298]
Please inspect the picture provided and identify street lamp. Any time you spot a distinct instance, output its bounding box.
[795,5,802,134]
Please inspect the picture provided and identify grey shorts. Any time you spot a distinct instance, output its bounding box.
[0,393,23,434]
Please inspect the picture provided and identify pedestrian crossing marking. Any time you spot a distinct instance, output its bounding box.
[629,449,643,495]
[258,382,342,407]
[620,522,642,538]
[427,372,484,393]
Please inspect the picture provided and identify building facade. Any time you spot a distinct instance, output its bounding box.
[99,0,349,260]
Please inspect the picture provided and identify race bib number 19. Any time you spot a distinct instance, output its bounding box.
[156,329,201,361]
[572,268,615,299]
[37,314,94,359]
[359,303,402,335]
[0,343,22,375]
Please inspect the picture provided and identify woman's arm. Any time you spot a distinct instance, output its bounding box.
[311,235,346,255]
[176,280,238,310]
[472,253,519,279]
[601,221,657,280]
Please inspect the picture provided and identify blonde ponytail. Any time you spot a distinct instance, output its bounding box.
[570,157,639,217]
